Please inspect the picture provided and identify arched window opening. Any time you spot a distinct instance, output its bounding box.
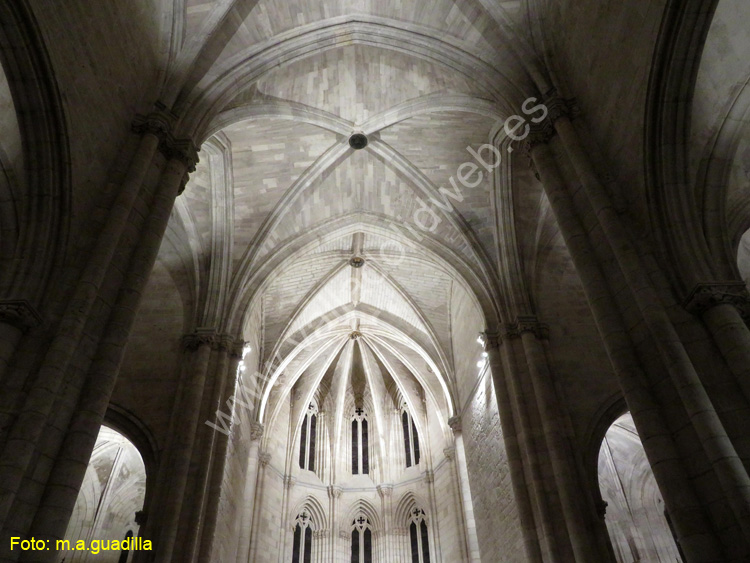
[352,408,369,475]
[291,512,314,563]
[118,530,133,563]
[62,426,147,561]
[401,407,420,468]
[598,413,684,562]
[299,402,318,471]
[350,516,372,563]
[408,508,430,563]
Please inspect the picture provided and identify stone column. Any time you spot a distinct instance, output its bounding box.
[552,111,750,542]
[500,331,573,561]
[0,301,40,383]
[0,114,165,533]
[328,486,343,563]
[529,129,724,558]
[684,282,750,403]
[153,331,214,562]
[482,333,543,562]
[198,340,245,563]
[279,474,296,562]
[235,422,264,563]
[514,317,610,561]
[23,146,195,563]
[447,416,481,562]
[377,484,393,562]
[248,452,271,562]
[0,300,40,439]
[337,529,350,562]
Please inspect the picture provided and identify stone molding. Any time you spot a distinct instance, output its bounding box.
[424,470,434,484]
[683,282,750,321]
[443,446,456,461]
[522,92,578,156]
[250,422,264,442]
[339,530,350,540]
[283,475,296,489]
[448,415,462,434]
[181,329,243,352]
[504,315,549,340]
[229,339,247,358]
[313,530,327,540]
[328,485,343,499]
[259,452,271,467]
[0,299,42,330]
[131,108,200,194]
[377,484,393,498]
[480,330,501,351]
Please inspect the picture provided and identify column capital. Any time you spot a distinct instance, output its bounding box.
[424,470,435,484]
[377,484,393,498]
[249,422,264,442]
[683,282,750,320]
[543,92,579,124]
[480,330,501,350]
[339,530,350,540]
[181,328,218,350]
[131,108,173,140]
[229,339,248,358]
[161,137,200,175]
[313,530,327,540]
[259,452,271,467]
[595,499,608,520]
[328,485,343,499]
[283,475,296,490]
[448,415,462,434]
[443,446,456,461]
[504,315,549,340]
[0,299,41,330]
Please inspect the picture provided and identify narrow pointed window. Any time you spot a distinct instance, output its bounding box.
[298,403,318,471]
[350,515,372,563]
[292,512,313,563]
[352,408,369,475]
[401,406,421,468]
[409,509,430,563]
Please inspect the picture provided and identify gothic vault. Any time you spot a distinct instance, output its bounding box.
[0,0,749,561]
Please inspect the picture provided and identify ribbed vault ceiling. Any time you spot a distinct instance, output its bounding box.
[155,0,542,433]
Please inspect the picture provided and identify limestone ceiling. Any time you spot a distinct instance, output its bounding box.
[154,0,541,429]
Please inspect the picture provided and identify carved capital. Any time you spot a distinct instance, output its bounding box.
[393,527,409,537]
[259,452,271,467]
[250,422,264,442]
[443,446,456,461]
[0,299,42,330]
[683,282,750,321]
[523,120,556,156]
[480,330,501,351]
[283,475,296,490]
[424,470,434,484]
[230,339,248,358]
[339,530,350,540]
[595,499,608,519]
[448,415,462,434]
[544,93,577,124]
[377,484,393,499]
[134,510,147,526]
[131,109,173,140]
[181,329,218,351]
[161,137,200,174]
[328,485,343,500]
[313,530,327,540]
[504,315,549,340]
